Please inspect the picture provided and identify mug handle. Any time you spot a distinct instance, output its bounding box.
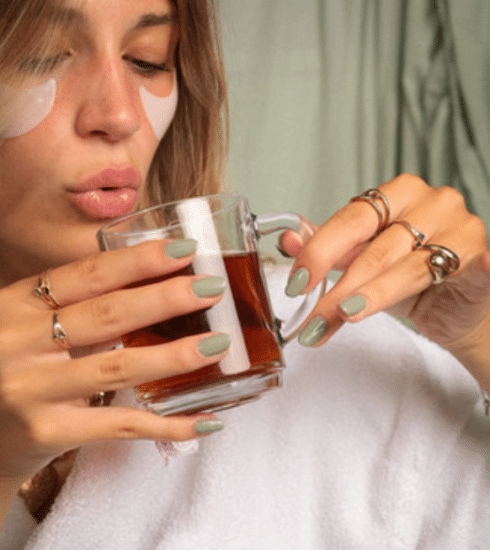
[253,212,327,344]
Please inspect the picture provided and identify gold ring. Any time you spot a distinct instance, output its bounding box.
[423,244,460,284]
[389,220,425,250]
[52,313,71,349]
[350,188,391,237]
[34,271,61,309]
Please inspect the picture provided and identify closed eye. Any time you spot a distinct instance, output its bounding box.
[125,56,170,76]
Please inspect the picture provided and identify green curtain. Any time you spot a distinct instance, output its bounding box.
[220,0,490,245]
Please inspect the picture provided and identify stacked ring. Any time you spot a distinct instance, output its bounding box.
[350,188,391,237]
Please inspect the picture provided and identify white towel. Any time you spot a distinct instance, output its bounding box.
[2,267,490,549]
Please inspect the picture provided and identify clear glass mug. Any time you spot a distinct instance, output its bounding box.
[97,194,325,416]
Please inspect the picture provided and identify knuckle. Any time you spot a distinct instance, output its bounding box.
[434,185,466,210]
[394,173,428,194]
[465,213,488,243]
[96,350,131,388]
[359,242,393,273]
[89,295,123,327]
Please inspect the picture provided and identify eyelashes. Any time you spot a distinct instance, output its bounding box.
[124,57,171,76]
[18,53,170,78]
[18,52,72,75]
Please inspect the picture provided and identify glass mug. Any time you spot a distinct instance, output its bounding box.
[97,194,326,416]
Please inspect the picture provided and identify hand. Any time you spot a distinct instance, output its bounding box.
[0,240,228,487]
[282,174,490,387]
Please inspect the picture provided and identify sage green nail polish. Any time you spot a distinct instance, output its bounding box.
[194,419,225,434]
[298,316,328,347]
[340,295,367,316]
[285,267,310,298]
[198,333,231,357]
[165,239,197,259]
[192,276,226,297]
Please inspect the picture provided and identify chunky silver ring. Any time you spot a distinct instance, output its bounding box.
[34,271,61,309]
[423,244,460,284]
[350,188,391,237]
[52,313,71,349]
[389,220,425,250]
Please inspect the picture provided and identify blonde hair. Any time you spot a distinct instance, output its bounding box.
[0,0,228,203]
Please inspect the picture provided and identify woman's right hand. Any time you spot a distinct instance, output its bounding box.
[0,240,228,491]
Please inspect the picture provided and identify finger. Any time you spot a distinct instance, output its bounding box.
[26,333,230,402]
[42,274,226,350]
[25,239,197,310]
[30,407,224,448]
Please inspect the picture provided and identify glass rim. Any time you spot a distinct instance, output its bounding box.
[96,192,245,238]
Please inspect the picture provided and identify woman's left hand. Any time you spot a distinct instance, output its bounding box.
[281,174,490,390]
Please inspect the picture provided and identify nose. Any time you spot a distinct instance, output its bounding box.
[75,58,141,142]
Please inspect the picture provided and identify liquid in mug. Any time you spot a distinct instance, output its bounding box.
[123,251,284,412]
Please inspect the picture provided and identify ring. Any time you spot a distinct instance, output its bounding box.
[389,220,425,250]
[423,244,460,284]
[52,313,71,349]
[350,188,391,237]
[87,391,115,407]
[34,271,61,309]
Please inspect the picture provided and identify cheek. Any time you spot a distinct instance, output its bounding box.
[0,79,57,139]
[140,75,178,141]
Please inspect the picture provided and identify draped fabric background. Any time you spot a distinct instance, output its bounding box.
[220,0,490,249]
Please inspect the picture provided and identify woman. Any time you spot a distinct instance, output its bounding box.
[0,0,489,547]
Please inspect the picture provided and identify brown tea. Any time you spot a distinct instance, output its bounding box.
[123,251,284,412]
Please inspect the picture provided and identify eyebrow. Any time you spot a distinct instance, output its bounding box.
[45,8,176,32]
[134,13,178,30]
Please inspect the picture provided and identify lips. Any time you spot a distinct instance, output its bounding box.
[68,167,143,219]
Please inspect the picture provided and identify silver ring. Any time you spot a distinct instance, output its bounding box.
[423,244,460,284]
[34,271,61,309]
[52,313,71,349]
[351,188,391,237]
[389,220,425,250]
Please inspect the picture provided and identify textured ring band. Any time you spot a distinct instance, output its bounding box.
[52,313,71,350]
[423,244,460,285]
[389,220,426,249]
[34,271,61,309]
[350,188,391,237]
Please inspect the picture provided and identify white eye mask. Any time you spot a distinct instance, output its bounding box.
[140,76,178,141]
[0,79,56,139]
[0,75,178,141]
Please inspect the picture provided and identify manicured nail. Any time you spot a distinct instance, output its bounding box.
[165,239,197,259]
[285,267,310,298]
[198,333,231,357]
[340,295,367,317]
[194,419,225,434]
[192,276,226,297]
[298,316,328,347]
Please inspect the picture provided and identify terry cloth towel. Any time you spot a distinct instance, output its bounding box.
[2,266,490,549]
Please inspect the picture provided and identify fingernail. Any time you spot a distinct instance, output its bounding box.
[165,239,197,259]
[198,333,231,357]
[192,276,226,297]
[340,295,367,316]
[194,419,225,434]
[298,316,328,347]
[285,267,310,298]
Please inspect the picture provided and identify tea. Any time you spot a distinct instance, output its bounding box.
[123,251,284,414]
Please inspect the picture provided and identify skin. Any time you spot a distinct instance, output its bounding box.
[1,0,490,534]
[0,0,178,284]
[0,0,225,525]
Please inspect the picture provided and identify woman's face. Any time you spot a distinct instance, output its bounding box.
[0,0,178,283]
